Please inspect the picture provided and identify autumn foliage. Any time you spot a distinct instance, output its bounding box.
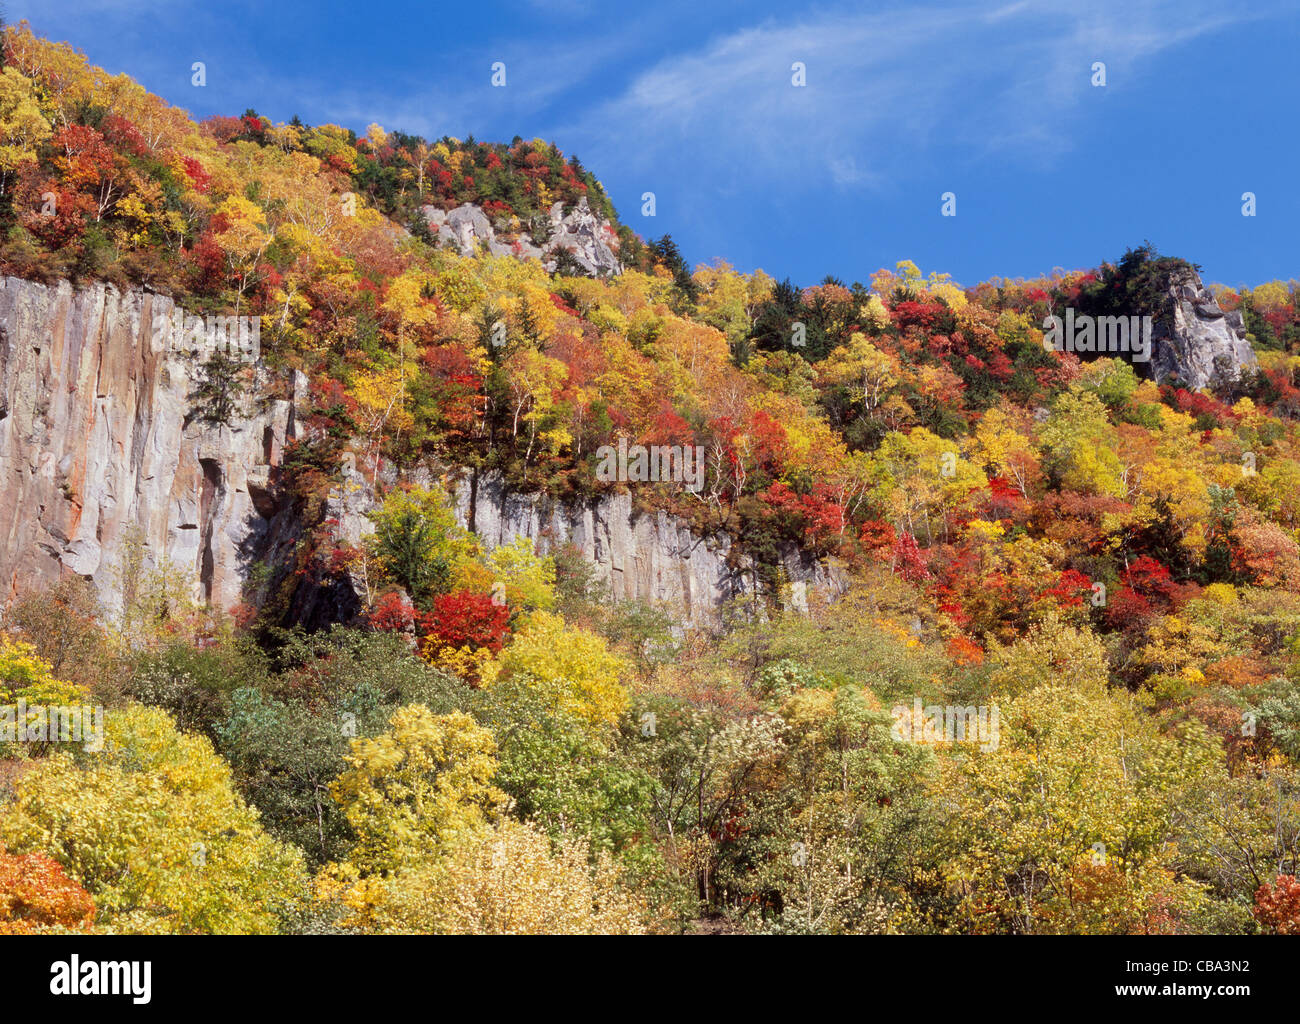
[0,845,95,934]
[4,20,1300,938]
[1254,875,1300,935]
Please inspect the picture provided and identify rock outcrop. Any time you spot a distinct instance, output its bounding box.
[0,257,1260,633]
[1150,268,1258,389]
[35,258,1267,633]
[318,465,846,626]
[0,276,302,620]
[0,275,833,627]
[538,198,624,278]
[423,198,623,277]
[449,472,845,624]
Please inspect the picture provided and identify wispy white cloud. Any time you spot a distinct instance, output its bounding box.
[557,0,1279,196]
[20,0,1284,211]
[222,18,653,143]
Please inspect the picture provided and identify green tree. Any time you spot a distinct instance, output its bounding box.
[727,685,941,934]
[191,350,245,426]
[366,486,475,608]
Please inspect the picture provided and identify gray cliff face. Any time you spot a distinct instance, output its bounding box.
[0,276,302,621]
[422,198,622,277]
[0,261,1256,630]
[318,466,845,626]
[449,473,846,624]
[0,274,833,628]
[1149,269,1258,389]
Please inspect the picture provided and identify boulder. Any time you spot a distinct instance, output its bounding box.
[1149,268,1258,389]
[422,198,621,277]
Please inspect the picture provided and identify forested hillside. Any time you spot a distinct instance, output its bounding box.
[2,21,1300,935]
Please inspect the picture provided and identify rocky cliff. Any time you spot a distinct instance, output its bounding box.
[423,197,623,277]
[450,472,845,622]
[0,265,1259,630]
[1148,268,1258,390]
[0,275,831,627]
[319,464,845,626]
[0,276,302,620]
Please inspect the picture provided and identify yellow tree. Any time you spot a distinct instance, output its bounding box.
[692,260,775,354]
[0,638,89,756]
[479,536,557,612]
[351,365,410,476]
[382,270,436,381]
[1119,409,1213,561]
[651,317,733,413]
[868,428,987,543]
[329,706,505,876]
[0,704,309,934]
[0,68,50,197]
[323,819,653,934]
[820,332,899,418]
[943,677,1218,934]
[1038,387,1126,498]
[213,194,272,314]
[244,146,345,237]
[4,23,110,128]
[971,405,1040,497]
[503,348,567,468]
[302,124,358,173]
[481,611,629,729]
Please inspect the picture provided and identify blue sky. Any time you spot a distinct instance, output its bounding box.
[15,0,1299,290]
